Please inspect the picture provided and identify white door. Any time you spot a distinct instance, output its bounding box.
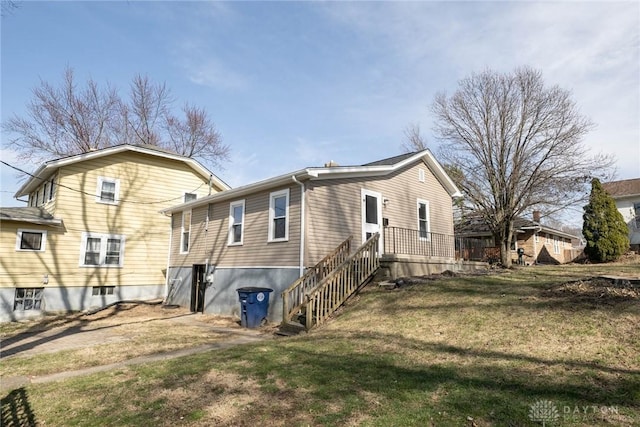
[361,189,383,253]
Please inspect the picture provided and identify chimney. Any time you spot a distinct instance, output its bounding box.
[324,160,339,168]
[533,210,541,223]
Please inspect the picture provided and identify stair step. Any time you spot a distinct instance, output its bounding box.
[276,320,306,336]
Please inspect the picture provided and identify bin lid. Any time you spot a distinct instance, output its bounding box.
[236,287,273,293]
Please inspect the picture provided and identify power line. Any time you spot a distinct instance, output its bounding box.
[1,160,206,205]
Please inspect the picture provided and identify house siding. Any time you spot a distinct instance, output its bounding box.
[165,184,302,320]
[305,161,454,265]
[168,184,302,268]
[0,150,216,320]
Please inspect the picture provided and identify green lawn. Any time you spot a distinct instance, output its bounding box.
[2,263,639,426]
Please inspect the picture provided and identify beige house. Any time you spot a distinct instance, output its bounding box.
[455,213,580,265]
[602,178,640,253]
[162,150,462,322]
[0,144,228,321]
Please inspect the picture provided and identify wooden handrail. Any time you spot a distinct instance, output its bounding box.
[304,233,379,330]
[281,235,352,323]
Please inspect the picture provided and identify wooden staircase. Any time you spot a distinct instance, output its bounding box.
[280,233,380,333]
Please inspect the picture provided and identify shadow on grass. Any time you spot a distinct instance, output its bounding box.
[0,309,194,359]
[363,275,639,315]
[1,388,36,427]
[216,332,639,424]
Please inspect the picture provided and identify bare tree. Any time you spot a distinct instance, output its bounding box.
[3,67,229,169]
[433,67,614,267]
[400,122,427,153]
[164,104,229,166]
[4,67,121,164]
[126,74,172,146]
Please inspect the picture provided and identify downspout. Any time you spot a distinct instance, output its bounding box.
[292,175,305,278]
[163,212,174,304]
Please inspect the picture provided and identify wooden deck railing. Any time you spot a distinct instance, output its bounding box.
[304,233,380,330]
[282,236,352,323]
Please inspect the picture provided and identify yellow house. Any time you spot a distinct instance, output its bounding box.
[0,144,228,321]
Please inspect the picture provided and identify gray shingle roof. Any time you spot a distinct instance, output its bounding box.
[602,178,640,198]
[0,207,62,226]
[362,152,419,166]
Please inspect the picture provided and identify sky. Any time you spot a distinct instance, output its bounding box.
[1,1,639,226]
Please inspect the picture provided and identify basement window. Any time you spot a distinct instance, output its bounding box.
[92,286,115,296]
[14,288,43,311]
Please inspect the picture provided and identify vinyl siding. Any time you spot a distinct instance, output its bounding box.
[1,150,214,290]
[305,161,454,264]
[169,184,301,268]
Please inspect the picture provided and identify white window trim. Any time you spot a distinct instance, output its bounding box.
[96,176,121,205]
[79,232,126,267]
[16,229,48,252]
[417,199,431,241]
[228,200,245,246]
[180,210,192,254]
[268,189,290,242]
[553,236,561,254]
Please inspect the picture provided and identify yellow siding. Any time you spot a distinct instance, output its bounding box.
[1,151,215,289]
[169,185,301,268]
[306,161,454,264]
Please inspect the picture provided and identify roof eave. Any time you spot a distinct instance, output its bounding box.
[161,169,315,215]
[14,144,227,197]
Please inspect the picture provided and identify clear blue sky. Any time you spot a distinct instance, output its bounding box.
[2,1,639,223]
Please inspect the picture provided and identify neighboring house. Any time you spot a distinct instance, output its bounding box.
[0,144,228,322]
[162,150,462,322]
[602,178,640,253]
[455,212,580,265]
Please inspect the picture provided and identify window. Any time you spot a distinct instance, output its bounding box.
[16,229,47,251]
[228,200,245,245]
[534,233,539,243]
[418,168,426,183]
[417,199,430,240]
[184,193,197,203]
[42,182,49,203]
[92,286,115,296]
[268,189,289,242]
[96,177,120,204]
[180,210,191,253]
[14,288,43,311]
[635,203,640,229]
[80,233,125,267]
[49,178,56,201]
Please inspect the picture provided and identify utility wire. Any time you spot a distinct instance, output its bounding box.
[1,160,207,205]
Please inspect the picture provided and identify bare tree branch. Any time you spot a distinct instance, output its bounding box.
[433,66,615,266]
[401,122,427,153]
[2,67,230,170]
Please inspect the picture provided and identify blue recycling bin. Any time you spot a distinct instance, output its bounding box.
[237,287,273,328]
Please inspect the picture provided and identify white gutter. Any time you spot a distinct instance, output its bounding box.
[292,175,305,278]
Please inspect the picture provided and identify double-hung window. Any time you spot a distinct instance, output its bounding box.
[16,229,47,251]
[634,203,640,229]
[96,177,120,204]
[80,232,125,267]
[417,199,430,240]
[228,200,245,245]
[268,189,289,242]
[180,210,192,254]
